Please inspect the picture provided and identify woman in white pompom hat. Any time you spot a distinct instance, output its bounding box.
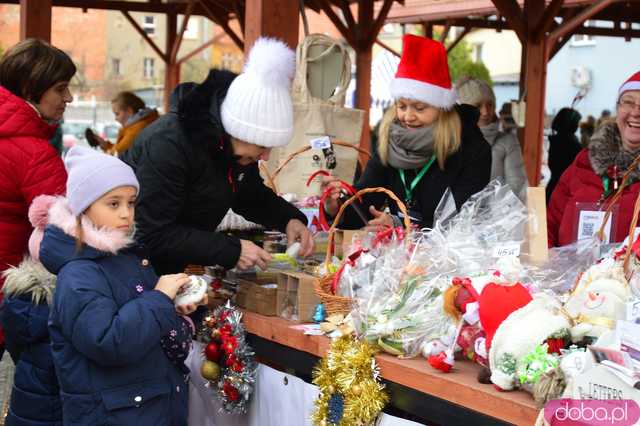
[122,38,313,274]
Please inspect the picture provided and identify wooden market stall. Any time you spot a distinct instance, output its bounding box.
[243,310,540,425]
[384,0,640,186]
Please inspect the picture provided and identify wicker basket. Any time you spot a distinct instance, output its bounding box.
[314,187,411,316]
[596,153,640,276]
[261,140,370,193]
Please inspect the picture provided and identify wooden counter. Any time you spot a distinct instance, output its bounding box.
[243,311,540,426]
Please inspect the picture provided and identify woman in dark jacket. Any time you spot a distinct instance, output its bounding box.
[325,35,491,229]
[546,107,582,201]
[122,38,311,275]
[1,197,60,426]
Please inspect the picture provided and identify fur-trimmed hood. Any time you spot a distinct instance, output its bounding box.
[2,257,56,305]
[40,197,135,275]
[589,121,640,181]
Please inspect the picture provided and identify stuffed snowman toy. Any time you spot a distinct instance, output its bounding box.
[564,275,630,343]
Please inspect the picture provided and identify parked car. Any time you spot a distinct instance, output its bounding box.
[62,119,92,146]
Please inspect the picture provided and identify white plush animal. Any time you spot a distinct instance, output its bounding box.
[564,276,630,342]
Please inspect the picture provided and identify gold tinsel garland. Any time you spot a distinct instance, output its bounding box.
[312,336,389,426]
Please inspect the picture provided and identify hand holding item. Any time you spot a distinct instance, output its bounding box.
[362,206,393,233]
[285,219,314,257]
[174,275,209,314]
[155,273,191,300]
[320,175,343,217]
[237,240,272,270]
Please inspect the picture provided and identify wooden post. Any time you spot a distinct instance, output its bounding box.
[355,0,374,168]
[522,0,547,186]
[244,0,299,53]
[164,11,179,112]
[20,0,52,42]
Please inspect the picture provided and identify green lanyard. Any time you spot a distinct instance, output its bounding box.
[398,155,436,205]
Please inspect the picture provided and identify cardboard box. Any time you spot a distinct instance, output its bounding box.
[333,229,364,259]
[235,278,278,316]
[277,271,321,323]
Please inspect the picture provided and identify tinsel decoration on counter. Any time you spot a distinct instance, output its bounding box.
[197,301,258,414]
[312,336,388,425]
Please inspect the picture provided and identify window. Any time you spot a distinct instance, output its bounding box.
[143,57,155,79]
[472,43,484,63]
[143,15,156,36]
[112,58,122,76]
[571,20,595,46]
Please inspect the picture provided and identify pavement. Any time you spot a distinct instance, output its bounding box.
[0,351,14,425]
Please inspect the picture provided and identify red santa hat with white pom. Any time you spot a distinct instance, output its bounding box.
[390,34,457,109]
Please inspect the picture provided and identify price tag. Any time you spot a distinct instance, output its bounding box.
[310,136,331,150]
[492,243,521,258]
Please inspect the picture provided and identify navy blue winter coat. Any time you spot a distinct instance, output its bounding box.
[1,258,62,426]
[40,197,189,426]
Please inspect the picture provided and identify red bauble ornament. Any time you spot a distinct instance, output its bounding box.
[204,342,222,362]
[428,352,453,373]
[223,381,240,402]
[232,361,244,372]
[545,337,565,355]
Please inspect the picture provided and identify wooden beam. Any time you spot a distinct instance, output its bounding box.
[20,0,51,42]
[533,0,564,40]
[548,34,572,59]
[165,11,180,112]
[243,0,299,52]
[317,0,356,46]
[375,38,401,57]
[232,0,245,34]
[356,0,374,168]
[422,21,433,38]
[366,0,395,47]
[548,0,615,44]
[171,0,195,64]
[339,0,357,37]
[177,32,226,64]
[447,27,472,53]
[122,11,167,62]
[439,20,452,42]
[199,0,244,50]
[491,0,526,43]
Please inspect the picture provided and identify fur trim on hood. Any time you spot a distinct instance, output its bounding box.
[47,196,134,254]
[589,121,640,182]
[2,257,56,305]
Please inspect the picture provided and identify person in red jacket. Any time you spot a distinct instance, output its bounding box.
[548,70,640,247]
[0,39,75,358]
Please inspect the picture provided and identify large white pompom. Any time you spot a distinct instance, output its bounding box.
[243,37,295,87]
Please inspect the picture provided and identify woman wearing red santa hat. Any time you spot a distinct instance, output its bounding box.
[323,34,491,230]
[548,70,640,247]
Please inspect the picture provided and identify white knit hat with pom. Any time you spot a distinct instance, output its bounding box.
[221,37,295,148]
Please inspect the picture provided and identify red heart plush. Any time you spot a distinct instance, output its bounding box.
[478,283,532,353]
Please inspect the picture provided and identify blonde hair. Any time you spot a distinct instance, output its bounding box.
[377,104,462,170]
[75,216,84,253]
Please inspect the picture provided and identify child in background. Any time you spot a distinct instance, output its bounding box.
[40,146,201,425]
[1,195,60,426]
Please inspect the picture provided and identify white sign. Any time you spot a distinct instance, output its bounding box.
[492,243,521,258]
[309,136,331,150]
[578,210,613,242]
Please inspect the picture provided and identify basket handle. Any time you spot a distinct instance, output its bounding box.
[324,187,411,265]
[597,153,640,241]
[268,140,371,193]
[623,192,640,275]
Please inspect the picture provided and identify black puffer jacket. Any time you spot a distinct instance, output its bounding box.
[122,70,307,274]
[341,104,492,229]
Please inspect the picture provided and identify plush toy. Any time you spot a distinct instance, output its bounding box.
[564,260,631,343]
[488,294,572,391]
